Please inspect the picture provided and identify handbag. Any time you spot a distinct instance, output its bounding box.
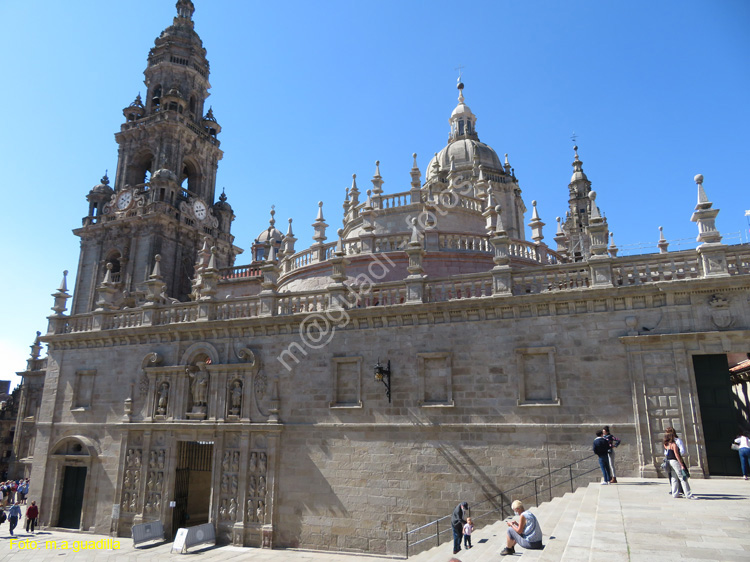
[681,467,690,479]
[731,443,740,451]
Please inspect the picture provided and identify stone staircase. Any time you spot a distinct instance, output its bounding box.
[405,477,750,562]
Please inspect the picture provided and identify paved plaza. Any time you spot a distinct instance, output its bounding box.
[1,477,749,561]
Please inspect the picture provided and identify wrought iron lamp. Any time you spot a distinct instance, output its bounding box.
[374,359,391,402]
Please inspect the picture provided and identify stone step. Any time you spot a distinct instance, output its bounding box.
[535,484,590,561]
[587,482,628,562]
[558,483,602,561]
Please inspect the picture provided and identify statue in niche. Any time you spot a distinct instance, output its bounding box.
[231,451,240,472]
[219,499,227,520]
[133,471,140,490]
[259,452,267,474]
[156,382,169,415]
[126,449,136,467]
[122,492,130,511]
[247,499,255,522]
[258,476,266,498]
[257,500,265,523]
[249,452,258,472]
[188,363,209,407]
[130,493,138,512]
[154,494,161,511]
[228,498,237,521]
[156,472,163,488]
[145,499,153,514]
[157,449,165,469]
[149,451,158,468]
[231,475,238,495]
[221,474,229,494]
[147,472,155,490]
[222,451,231,472]
[229,380,242,416]
[124,470,132,488]
[248,475,256,497]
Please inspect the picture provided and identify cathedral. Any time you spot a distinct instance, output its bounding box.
[12,0,750,555]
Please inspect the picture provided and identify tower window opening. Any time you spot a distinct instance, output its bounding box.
[458,120,465,136]
[189,96,196,120]
[152,86,162,112]
[466,121,472,135]
[160,188,166,202]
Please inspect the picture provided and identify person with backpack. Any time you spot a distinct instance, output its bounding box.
[602,426,621,484]
[593,430,612,484]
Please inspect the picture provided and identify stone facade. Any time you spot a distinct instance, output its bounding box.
[12,1,750,556]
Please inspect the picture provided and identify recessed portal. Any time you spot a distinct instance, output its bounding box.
[58,466,87,528]
[693,354,748,475]
[172,441,213,539]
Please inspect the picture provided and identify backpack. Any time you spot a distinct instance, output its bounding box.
[0,511,6,524]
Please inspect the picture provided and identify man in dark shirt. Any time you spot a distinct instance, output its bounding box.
[593,430,612,484]
[451,501,469,554]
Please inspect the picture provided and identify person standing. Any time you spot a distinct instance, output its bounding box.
[664,432,695,499]
[602,426,621,484]
[665,427,686,494]
[450,501,469,555]
[463,517,474,549]
[734,431,750,480]
[501,500,543,556]
[593,430,612,484]
[25,501,39,533]
[8,501,21,535]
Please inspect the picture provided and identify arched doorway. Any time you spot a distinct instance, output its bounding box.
[50,437,96,529]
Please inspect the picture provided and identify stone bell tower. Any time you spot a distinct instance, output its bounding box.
[71,0,240,314]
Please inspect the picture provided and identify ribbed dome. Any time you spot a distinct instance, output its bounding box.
[255,225,283,244]
[426,139,504,181]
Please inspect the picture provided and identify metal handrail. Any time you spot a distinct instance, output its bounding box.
[405,454,599,557]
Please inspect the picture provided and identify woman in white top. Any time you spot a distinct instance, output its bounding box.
[734,432,750,480]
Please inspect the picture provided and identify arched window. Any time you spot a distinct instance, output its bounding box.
[151,85,162,112]
[180,159,199,195]
[126,152,154,186]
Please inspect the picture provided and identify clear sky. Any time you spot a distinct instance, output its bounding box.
[1,0,748,388]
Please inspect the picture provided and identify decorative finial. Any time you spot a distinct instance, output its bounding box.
[269,206,276,227]
[412,153,418,167]
[101,171,110,186]
[287,217,294,236]
[219,188,227,203]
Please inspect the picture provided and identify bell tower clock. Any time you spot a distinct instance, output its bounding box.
[72,0,241,314]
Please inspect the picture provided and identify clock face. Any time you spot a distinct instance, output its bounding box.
[193,199,207,221]
[117,190,133,210]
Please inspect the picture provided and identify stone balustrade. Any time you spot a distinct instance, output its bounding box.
[55,245,749,335]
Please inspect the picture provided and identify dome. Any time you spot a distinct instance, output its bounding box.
[451,100,474,119]
[91,173,113,195]
[255,225,282,244]
[570,169,588,183]
[426,139,504,181]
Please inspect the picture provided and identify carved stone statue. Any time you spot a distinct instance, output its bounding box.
[228,498,237,521]
[189,363,209,406]
[247,499,255,521]
[259,452,267,474]
[156,382,169,415]
[231,451,240,473]
[257,500,265,523]
[229,380,242,416]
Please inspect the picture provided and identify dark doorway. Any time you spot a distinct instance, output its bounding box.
[58,466,87,528]
[693,354,742,475]
[171,441,213,539]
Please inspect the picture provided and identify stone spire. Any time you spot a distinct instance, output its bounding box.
[371,161,384,196]
[410,153,422,203]
[312,201,328,244]
[657,226,669,254]
[690,174,722,245]
[528,200,545,244]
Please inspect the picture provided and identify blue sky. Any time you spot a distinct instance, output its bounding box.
[1,0,748,387]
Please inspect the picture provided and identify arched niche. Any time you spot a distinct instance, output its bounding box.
[180,342,220,367]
